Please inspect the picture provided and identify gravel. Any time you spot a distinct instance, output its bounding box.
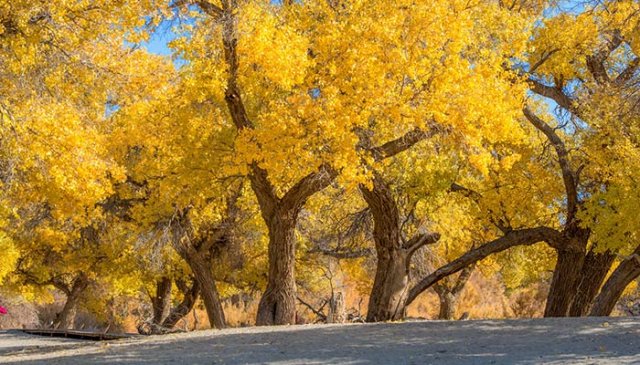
[1,317,639,364]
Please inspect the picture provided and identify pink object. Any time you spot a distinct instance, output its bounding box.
[0,306,7,315]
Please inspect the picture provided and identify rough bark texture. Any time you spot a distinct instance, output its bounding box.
[590,246,640,316]
[362,175,406,322]
[569,249,615,317]
[544,248,585,317]
[256,211,298,325]
[184,250,226,329]
[151,277,172,325]
[53,273,89,330]
[544,226,590,317]
[435,289,457,320]
[362,174,439,322]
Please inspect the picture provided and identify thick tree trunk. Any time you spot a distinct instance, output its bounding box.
[361,175,439,322]
[151,277,172,325]
[53,274,89,330]
[367,248,411,322]
[544,249,585,317]
[590,246,640,316]
[569,249,615,317]
[544,244,586,317]
[162,279,201,329]
[184,251,226,329]
[544,225,591,317]
[361,175,406,322]
[256,212,297,325]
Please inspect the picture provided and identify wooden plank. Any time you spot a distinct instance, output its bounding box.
[21,329,139,341]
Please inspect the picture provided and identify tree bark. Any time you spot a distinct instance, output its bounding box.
[435,289,457,320]
[590,246,640,316]
[53,273,89,330]
[544,248,586,317]
[151,277,172,325]
[184,250,226,329]
[544,226,589,317]
[256,210,298,325]
[361,174,439,322]
[569,249,615,317]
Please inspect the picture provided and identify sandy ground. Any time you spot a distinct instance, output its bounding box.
[1,317,639,364]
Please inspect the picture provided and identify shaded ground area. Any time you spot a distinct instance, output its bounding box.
[1,317,639,364]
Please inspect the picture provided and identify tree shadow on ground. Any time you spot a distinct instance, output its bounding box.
[4,317,640,365]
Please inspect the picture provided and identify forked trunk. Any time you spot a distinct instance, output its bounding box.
[53,274,89,330]
[433,265,473,320]
[569,249,615,317]
[361,174,436,322]
[256,212,297,325]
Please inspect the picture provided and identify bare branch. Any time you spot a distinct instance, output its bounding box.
[404,232,441,258]
[280,164,338,214]
[615,57,639,86]
[523,107,579,222]
[528,79,582,118]
[308,247,373,259]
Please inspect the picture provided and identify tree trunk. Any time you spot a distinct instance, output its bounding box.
[256,211,297,325]
[162,279,200,329]
[327,291,346,324]
[53,274,89,330]
[367,248,411,322]
[184,251,226,329]
[361,175,438,322]
[590,246,640,316]
[151,277,172,325]
[569,249,615,317]
[433,265,473,320]
[544,243,586,317]
[433,282,457,320]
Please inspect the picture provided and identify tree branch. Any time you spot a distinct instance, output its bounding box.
[615,57,639,86]
[404,232,441,258]
[172,0,223,18]
[280,164,338,214]
[528,79,582,118]
[406,226,562,306]
[308,247,372,259]
[523,107,579,222]
[297,297,327,321]
[369,125,440,161]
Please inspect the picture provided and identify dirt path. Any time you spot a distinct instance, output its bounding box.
[1,317,639,364]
